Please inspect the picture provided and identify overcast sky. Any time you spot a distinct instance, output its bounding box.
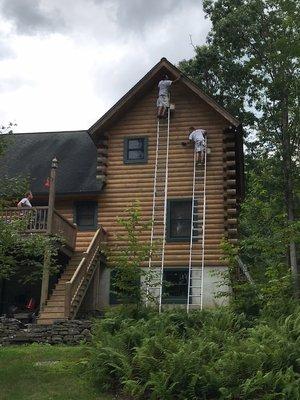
[0,0,210,133]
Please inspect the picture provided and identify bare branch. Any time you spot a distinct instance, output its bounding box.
[189,34,197,51]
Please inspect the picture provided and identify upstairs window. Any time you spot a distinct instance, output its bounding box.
[124,137,148,164]
[167,199,192,242]
[74,201,98,230]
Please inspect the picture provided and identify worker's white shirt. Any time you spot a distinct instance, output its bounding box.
[158,80,172,96]
[19,198,32,208]
[189,129,206,143]
[189,129,206,151]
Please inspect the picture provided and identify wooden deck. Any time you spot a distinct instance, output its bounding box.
[2,207,77,251]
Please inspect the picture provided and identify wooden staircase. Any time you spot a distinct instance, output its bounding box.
[38,228,107,325]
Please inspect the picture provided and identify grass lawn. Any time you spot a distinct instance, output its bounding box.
[0,344,114,400]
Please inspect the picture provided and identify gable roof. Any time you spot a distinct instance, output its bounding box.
[88,57,240,143]
[0,131,102,196]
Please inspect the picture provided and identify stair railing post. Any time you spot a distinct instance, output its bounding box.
[40,157,58,312]
[65,281,71,319]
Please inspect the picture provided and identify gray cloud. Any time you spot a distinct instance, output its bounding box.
[0,0,201,39]
[89,0,200,34]
[0,0,65,35]
[114,0,198,33]
[0,0,210,132]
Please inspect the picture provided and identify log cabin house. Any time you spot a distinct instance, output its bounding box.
[0,58,244,324]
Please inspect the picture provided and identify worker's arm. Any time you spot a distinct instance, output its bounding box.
[173,74,183,84]
[181,140,194,147]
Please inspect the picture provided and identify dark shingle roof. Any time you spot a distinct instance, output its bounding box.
[0,131,102,195]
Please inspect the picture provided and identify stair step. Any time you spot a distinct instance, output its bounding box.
[61,272,76,278]
[43,306,65,312]
[50,295,65,301]
[53,286,66,292]
[39,312,65,319]
[37,318,64,325]
[46,300,65,306]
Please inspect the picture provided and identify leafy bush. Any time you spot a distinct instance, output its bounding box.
[88,307,300,399]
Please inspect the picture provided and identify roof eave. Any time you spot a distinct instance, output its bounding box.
[88,58,239,143]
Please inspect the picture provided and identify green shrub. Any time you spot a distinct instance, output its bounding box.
[88,306,300,399]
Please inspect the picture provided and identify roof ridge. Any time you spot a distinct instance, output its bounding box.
[88,57,239,142]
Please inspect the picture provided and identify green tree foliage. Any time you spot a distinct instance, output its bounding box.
[179,0,300,292]
[0,123,62,283]
[0,214,61,283]
[109,202,158,308]
[0,124,27,205]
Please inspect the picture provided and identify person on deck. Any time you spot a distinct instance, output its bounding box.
[182,127,207,165]
[157,74,181,119]
[17,191,33,208]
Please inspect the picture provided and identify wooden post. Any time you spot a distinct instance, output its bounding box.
[65,282,71,319]
[40,157,59,311]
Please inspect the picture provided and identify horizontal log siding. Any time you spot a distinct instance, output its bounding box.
[99,83,236,266]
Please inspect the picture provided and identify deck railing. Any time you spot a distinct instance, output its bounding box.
[65,227,107,319]
[1,207,77,250]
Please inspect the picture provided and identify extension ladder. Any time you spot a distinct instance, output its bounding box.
[187,142,207,312]
[147,108,171,312]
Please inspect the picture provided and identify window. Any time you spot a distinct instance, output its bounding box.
[167,199,192,241]
[74,201,97,230]
[162,268,188,304]
[124,137,148,164]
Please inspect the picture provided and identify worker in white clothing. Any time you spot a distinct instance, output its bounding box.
[182,127,207,165]
[157,74,181,119]
[17,191,33,208]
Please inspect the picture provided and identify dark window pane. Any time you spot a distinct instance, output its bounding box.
[77,214,94,226]
[76,203,96,227]
[170,220,191,238]
[128,149,144,159]
[171,201,191,219]
[163,269,188,302]
[168,200,192,240]
[128,139,143,150]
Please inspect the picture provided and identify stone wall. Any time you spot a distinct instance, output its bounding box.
[0,317,92,345]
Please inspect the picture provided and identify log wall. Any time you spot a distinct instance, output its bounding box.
[98,82,237,267]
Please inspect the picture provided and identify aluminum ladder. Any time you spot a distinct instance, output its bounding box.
[147,108,171,312]
[187,141,207,311]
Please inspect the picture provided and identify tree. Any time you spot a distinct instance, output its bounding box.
[109,202,158,308]
[0,124,61,284]
[180,0,300,295]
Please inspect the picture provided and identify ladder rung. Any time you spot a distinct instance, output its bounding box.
[189,286,202,289]
[189,295,202,297]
